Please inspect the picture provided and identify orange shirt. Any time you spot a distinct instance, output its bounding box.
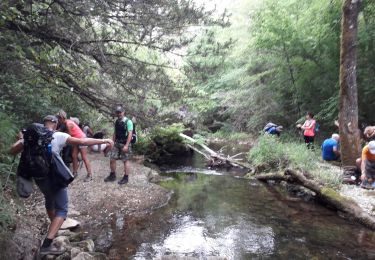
[362,145,375,162]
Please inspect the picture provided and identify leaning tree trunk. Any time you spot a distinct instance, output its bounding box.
[338,0,362,167]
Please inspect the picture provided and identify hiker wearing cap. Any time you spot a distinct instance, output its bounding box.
[322,134,340,161]
[10,115,113,256]
[56,110,94,182]
[104,106,133,185]
[360,141,375,189]
[297,112,316,149]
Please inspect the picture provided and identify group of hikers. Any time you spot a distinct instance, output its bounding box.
[9,105,134,255]
[264,112,375,190]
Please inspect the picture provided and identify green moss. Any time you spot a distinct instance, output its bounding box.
[321,187,353,204]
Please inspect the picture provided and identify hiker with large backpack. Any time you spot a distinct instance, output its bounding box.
[263,122,283,137]
[10,115,113,256]
[104,106,136,185]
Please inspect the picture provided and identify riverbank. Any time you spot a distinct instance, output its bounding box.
[247,134,375,229]
[0,153,170,259]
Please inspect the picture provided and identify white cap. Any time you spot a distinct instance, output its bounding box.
[369,141,375,154]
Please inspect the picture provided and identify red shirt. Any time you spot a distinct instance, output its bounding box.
[303,119,316,137]
[66,119,86,138]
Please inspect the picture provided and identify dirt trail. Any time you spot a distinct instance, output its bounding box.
[0,153,169,259]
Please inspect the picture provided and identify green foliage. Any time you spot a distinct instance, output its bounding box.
[132,130,153,155]
[150,123,185,146]
[184,0,375,134]
[248,134,342,187]
[0,112,18,234]
[133,124,188,159]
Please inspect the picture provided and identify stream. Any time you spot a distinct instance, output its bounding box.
[108,145,375,259]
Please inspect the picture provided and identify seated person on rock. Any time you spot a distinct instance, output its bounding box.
[91,129,108,153]
[322,134,340,161]
[360,141,375,189]
[356,126,375,172]
[264,123,283,137]
[364,126,375,141]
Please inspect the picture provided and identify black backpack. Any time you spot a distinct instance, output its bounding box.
[123,118,137,144]
[17,123,54,179]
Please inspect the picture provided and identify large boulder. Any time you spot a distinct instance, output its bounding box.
[60,218,80,230]
[95,227,113,253]
[53,236,71,251]
[71,239,95,252]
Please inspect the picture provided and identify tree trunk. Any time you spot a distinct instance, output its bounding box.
[338,0,362,167]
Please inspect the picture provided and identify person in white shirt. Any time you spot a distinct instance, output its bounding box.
[10,115,113,256]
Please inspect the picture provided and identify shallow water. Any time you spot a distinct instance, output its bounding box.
[107,148,375,259]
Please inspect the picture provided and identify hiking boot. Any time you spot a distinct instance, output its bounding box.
[40,244,65,256]
[360,179,374,190]
[84,175,93,182]
[118,175,129,185]
[104,172,116,182]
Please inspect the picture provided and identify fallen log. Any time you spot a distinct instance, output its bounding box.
[256,172,293,182]
[179,133,253,169]
[256,169,375,230]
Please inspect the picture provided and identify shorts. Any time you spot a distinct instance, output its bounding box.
[91,143,107,152]
[365,160,375,179]
[34,178,68,218]
[109,142,132,161]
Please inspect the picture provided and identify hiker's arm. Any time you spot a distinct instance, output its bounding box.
[303,121,314,130]
[333,146,340,157]
[67,137,114,148]
[361,158,366,177]
[123,130,132,152]
[9,140,24,155]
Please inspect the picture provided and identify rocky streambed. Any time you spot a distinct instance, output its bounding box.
[0,153,170,259]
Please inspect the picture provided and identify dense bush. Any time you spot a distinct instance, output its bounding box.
[133,123,189,160]
[0,112,18,234]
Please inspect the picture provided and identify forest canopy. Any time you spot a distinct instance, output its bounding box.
[183,0,375,133]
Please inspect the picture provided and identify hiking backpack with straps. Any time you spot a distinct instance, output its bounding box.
[115,118,137,144]
[263,122,278,132]
[127,119,137,144]
[17,123,54,179]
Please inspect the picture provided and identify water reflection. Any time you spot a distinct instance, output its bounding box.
[135,214,275,259]
[109,172,375,260]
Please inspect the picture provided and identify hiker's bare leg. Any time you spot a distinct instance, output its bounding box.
[110,159,116,173]
[80,147,92,176]
[124,160,131,176]
[72,145,79,173]
[46,217,65,239]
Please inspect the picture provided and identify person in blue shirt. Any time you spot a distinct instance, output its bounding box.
[322,134,340,161]
[264,123,283,137]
